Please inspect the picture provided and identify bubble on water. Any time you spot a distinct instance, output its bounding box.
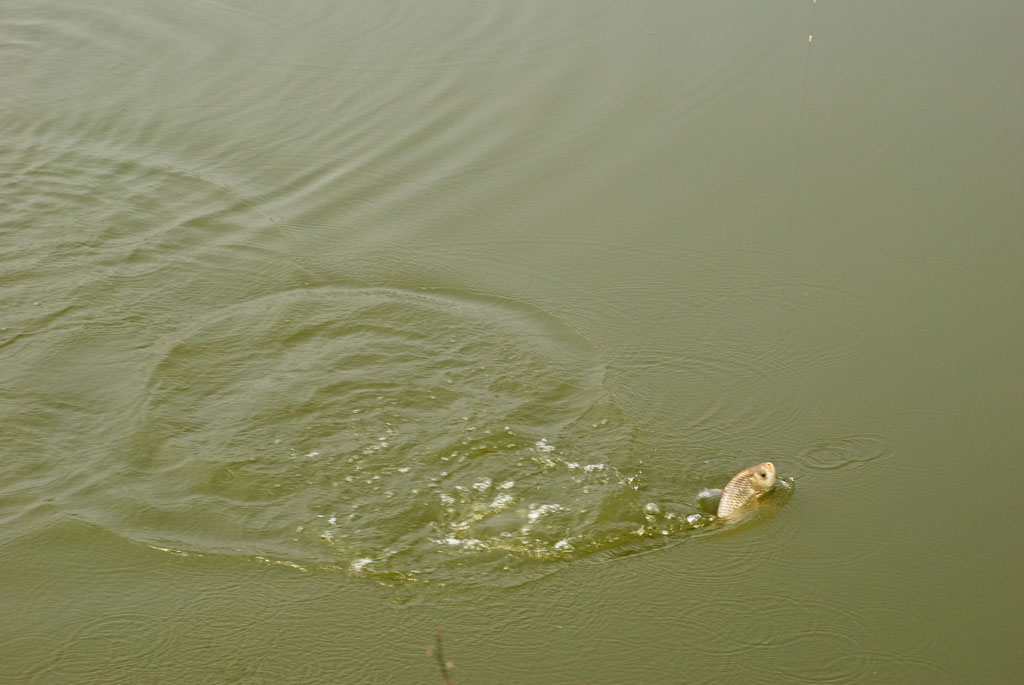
[644,502,661,515]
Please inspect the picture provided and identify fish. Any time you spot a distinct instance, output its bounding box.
[715,462,777,518]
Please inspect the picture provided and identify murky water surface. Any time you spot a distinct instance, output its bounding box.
[2,1,1021,682]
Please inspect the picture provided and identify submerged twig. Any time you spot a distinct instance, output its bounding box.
[427,629,456,685]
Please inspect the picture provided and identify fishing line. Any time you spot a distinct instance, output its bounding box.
[777,0,819,329]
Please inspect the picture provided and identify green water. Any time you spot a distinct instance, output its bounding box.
[2,1,1021,682]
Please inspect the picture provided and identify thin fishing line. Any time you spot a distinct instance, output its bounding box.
[778,0,819,323]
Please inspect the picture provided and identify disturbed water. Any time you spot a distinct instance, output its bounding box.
[2,0,1022,682]
[107,285,645,583]
[16,279,795,587]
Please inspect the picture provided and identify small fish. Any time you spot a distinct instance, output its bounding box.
[715,462,777,518]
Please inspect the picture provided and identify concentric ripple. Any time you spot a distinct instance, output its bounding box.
[82,285,747,585]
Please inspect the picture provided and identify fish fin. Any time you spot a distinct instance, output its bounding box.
[696,488,724,514]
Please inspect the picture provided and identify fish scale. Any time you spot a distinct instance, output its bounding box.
[717,462,777,518]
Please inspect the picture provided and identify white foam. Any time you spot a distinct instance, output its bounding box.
[490,494,514,510]
[527,503,564,524]
[350,558,373,572]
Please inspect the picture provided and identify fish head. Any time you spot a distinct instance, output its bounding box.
[749,462,776,491]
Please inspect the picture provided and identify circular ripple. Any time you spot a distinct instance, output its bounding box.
[91,286,659,585]
[75,286,800,586]
[792,434,892,472]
